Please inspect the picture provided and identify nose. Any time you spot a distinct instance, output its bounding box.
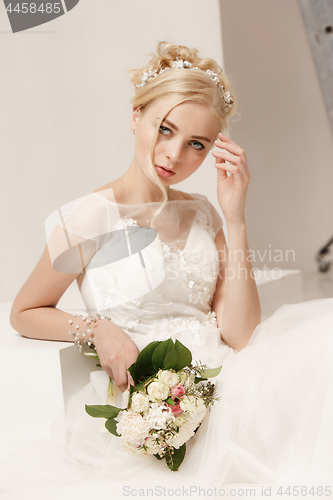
[165,139,182,163]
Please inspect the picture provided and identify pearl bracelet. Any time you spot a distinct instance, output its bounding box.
[68,312,112,354]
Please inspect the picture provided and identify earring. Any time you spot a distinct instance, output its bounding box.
[132,129,136,134]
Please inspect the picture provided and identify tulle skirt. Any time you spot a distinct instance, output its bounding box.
[1,298,333,499]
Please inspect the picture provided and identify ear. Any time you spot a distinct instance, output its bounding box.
[130,107,141,133]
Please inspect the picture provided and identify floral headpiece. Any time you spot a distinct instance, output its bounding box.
[136,58,234,110]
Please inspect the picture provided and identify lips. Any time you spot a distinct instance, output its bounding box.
[155,165,176,178]
[156,165,175,174]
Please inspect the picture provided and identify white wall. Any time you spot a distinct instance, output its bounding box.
[0,0,224,303]
[219,0,333,276]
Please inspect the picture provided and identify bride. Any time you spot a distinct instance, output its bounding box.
[7,41,333,497]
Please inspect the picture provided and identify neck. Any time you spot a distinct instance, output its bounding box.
[117,159,172,204]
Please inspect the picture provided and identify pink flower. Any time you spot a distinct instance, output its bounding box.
[168,384,186,415]
[171,384,185,399]
[169,402,183,416]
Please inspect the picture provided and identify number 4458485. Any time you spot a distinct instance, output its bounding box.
[6,3,61,14]
[276,485,332,496]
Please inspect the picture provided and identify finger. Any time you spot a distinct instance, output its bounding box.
[112,366,130,393]
[212,153,245,176]
[215,162,228,181]
[217,133,239,148]
[127,373,135,390]
[214,141,244,158]
[212,151,238,165]
[216,135,248,161]
[99,360,114,380]
[215,162,244,181]
[215,135,245,156]
[212,152,226,164]
[212,151,249,180]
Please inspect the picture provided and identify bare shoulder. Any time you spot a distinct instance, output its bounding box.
[93,180,123,203]
[170,189,194,201]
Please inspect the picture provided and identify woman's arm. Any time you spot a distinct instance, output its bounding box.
[212,224,261,351]
[10,245,82,342]
[211,133,261,351]
[10,241,139,392]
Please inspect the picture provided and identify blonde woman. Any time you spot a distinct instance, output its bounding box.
[7,42,333,493]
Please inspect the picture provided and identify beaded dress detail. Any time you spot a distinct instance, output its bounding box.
[59,189,231,364]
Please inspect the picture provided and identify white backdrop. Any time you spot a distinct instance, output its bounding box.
[0,0,224,303]
[2,0,333,305]
[220,0,333,278]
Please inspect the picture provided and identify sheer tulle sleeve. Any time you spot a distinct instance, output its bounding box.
[191,193,223,238]
[45,189,121,274]
[208,200,223,237]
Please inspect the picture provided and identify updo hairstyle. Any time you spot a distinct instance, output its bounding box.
[129,41,237,226]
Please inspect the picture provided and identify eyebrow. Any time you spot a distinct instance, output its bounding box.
[161,118,213,144]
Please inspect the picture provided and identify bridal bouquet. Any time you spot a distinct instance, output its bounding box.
[85,339,221,471]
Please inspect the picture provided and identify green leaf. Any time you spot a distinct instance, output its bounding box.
[105,417,121,437]
[163,340,192,371]
[194,376,207,384]
[132,381,145,393]
[166,397,175,405]
[200,366,222,379]
[85,404,122,419]
[127,362,138,386]
[165,443,186,471]
[151,339,174,370]
[135,341,161,378]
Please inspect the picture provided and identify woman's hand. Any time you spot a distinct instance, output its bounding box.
[212,133,251,225]
[92,320,140,392]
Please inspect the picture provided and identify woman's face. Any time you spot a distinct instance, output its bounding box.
[131,96,219,186]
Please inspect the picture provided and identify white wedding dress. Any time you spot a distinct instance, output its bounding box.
[2,189,333,499]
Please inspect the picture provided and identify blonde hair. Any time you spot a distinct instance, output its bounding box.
[129,41,237,227]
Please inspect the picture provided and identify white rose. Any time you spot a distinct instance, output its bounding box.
[166,416,197,449]
[188,409,206,429]
[147,381,170,401]
[130,392,150,413]
[157,370,180,388]
[115,410,150,446]
[177,370,195,389]
[180,396,206,415]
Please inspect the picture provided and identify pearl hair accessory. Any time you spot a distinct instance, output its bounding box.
[68,312,112,354]
[135,58,234,110]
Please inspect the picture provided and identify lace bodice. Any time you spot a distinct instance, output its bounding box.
[46,189,224,343]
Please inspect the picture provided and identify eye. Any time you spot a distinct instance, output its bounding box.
[159,125,171,135]
[190,140,205,151]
